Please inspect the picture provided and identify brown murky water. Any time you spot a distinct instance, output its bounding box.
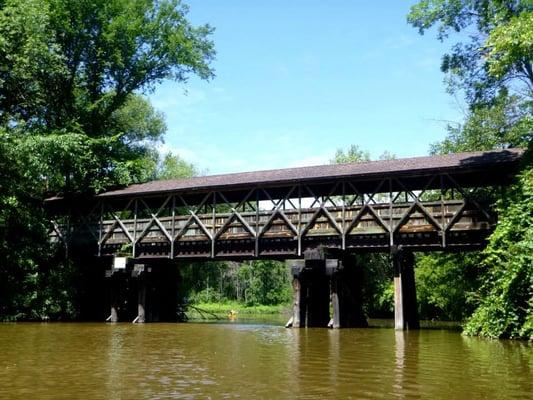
[0,321,531,399]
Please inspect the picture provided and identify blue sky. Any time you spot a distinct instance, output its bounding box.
[149,1,464,174]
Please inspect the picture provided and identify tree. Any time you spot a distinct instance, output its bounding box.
[430,93,532,155]
[0,0,215,193]
[415,252,483,321]
[330,144,370,164]
[157,153,198,180]
[237,261,292,306]
[409,0,532,338]
[0,0,215,320]
[407,1,532,105]
[463,167,533,339]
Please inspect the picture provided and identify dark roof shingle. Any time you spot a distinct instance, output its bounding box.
[94,148,524,199]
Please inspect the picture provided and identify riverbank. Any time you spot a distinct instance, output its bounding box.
[187,301,290,317]
[186,303,462,330]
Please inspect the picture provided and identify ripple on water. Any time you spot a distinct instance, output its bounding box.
[0,323,531,399]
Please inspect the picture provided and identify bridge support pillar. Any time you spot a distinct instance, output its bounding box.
[108,271,121,322]
[330,255,368,328]
[290,272,302,328]
[133,265,146,323]
[392,248,419,330]
[105,260,181,323]
[137,280,146,323]
[290,257,330,328]
[289,250,367,328]
[148,261,180,322]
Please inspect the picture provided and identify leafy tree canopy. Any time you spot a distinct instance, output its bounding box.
[0,0,214,193]
[330,144,396,164]
[0,0,214,321]
[430,92,532,154]
[464,167,533,339]
[331,144,370,164]
[408,0,532,105]
[156,152,199,180]
[410,0,532,339]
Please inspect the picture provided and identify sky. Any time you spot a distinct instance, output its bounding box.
[149,0,464,175]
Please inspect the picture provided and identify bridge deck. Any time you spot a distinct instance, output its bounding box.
[46,149,524,259]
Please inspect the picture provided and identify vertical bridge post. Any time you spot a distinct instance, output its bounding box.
[289,250,330,328]
[109,275,119,323]
[106,259,181,323]
[288,249,367,328]
[330,254,367,328]
[106,267,121,323]
[132,264,146,323]
[392,247,419,330]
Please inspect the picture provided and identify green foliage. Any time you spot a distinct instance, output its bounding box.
[424,107,532,337]
[486,11,533,80]
[0,0,214,321]
[183,261,292,307]
[430,93,532,155]
[238,260,292,306]
[423,92,531,336]
[0,0,214,193]
[409,0,532,339]
[157,152,198,180]
[0,0,215,133]
[110,95,167,145]
[416,252,483,321]
[0,0,65,125]
[331,145,396,165]
[0,130,76,320]
[464,167,533,339]
[378,151,397,161]
[407,0,532,105]
[358,253,395,317]
[330,144,370,164]
[191,301,287,315]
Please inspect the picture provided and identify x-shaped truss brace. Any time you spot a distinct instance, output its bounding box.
[258,187,298,237]
[392,176,442,232]
[344,179,391,234]
[174,192,214,241]
[214,189,257,239]
[98,199,135,247]
[300,183,342,237]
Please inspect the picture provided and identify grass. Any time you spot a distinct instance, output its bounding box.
[189,301,290,315]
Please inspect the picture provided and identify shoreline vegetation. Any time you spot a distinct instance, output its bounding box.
[186,302,291,318]
[185,302,463,331]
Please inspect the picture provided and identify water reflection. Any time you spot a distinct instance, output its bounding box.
[328,329,340,391]
[106,326,124,399]
[394,331,420,399]
[0,323,531,399]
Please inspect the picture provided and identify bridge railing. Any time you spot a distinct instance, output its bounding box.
[50,189,493,258]
[99,199,488,243]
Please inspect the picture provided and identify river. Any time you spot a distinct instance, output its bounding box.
[0,321,531,399]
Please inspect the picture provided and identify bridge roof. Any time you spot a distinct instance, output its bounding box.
[89,148,523,199]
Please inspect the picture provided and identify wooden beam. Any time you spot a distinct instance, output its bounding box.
[393,248,419,330]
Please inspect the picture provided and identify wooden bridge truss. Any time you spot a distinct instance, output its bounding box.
[50,172,500,260]
[45,149,523,326]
